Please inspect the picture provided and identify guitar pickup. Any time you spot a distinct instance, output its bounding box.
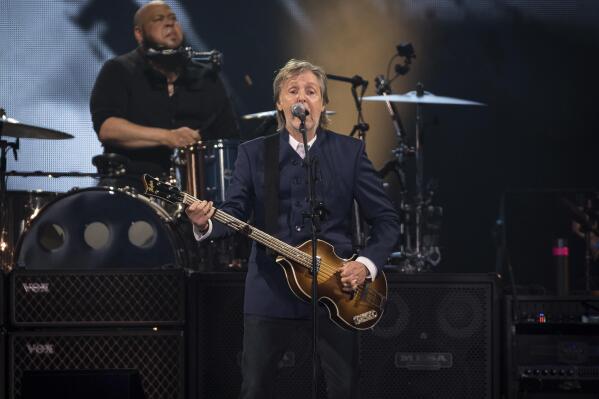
[360,280,370,300]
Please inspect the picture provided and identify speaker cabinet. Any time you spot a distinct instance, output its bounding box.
[1,330,6,399]
[1,271,5,326]
[21,369,145,399]
[8,330,184,399]
[359,273,500,399]
[191,272,327,399]
[190,272,499,398]
[10,269,185,327]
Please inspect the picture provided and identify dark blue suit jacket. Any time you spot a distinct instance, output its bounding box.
[212,129,400,319]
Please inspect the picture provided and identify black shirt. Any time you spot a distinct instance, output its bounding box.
[90,48,239,175]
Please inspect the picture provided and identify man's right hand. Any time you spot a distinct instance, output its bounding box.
[164,127,201,148]
[186,200,215,232]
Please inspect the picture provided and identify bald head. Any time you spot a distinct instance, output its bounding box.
[134,1,167,28]
[133,1,183,49]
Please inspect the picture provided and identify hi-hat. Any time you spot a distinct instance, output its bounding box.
[362,91,486,106]
[0,117,74,139]
[242,110,336,120]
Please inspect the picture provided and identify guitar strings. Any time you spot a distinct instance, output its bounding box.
[182,193,382,307]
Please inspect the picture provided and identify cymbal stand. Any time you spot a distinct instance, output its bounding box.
[373,74,412,262]
[376,45,442,272]
[326,73,369,250]
[405,83,443,271]
[0,108,20,271]
[374,75,412,195]
[414,83,425,259]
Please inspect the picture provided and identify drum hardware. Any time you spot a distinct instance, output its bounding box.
[174,141,207,199]
[326,72,370,250]
[0,225,11,272]
[361,92,487,106]
[92,153,130,177]
[173,139,239,204]
[6,171,103,178]
[91,153,187,218]
[172,139,248,270]
[367,44,486,273]
[0,109,75,140]
[14,186,193,270]
[1,108,75,271]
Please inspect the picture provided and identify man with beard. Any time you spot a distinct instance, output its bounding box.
[90,0,239,191]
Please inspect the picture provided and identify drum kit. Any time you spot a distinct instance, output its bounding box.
[364,87,485,273]
[360,43,486,273]
[0,108,244,272]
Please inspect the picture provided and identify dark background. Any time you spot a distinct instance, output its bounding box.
[4,0,599,290]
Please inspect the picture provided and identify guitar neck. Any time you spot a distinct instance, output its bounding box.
[180,193,311,268]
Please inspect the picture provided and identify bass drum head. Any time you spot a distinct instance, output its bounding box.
[15,187,188,270]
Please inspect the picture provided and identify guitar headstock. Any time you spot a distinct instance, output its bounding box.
[143,174,184,204]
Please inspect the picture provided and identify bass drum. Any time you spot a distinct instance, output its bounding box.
[14,187,191,270]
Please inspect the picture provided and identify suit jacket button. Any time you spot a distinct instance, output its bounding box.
[295,225,302,231]
[292,159,299,166]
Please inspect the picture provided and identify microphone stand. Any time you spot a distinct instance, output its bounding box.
[299,116,321,399]
[327,73,370,250]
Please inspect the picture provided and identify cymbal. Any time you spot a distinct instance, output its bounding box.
[242,110,336,120]
[0,117,74,139]
[362,91,486,106]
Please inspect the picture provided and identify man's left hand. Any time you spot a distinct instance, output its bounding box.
[340,261,368,292]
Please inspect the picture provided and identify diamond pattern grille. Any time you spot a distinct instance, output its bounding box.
[10,330,184,399]
[360,280,494,399]
[12,270,185,326]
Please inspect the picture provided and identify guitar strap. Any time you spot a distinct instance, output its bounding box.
[264,132,280,236]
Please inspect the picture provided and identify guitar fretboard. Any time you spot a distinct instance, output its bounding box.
[180,193,313,269]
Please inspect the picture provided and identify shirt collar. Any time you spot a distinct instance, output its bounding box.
[288,133,317,151]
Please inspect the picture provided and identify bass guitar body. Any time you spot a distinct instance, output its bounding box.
[276,239,387,331]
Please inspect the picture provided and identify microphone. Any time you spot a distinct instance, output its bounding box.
[146,46,223,67]
[291,103,309,120]
[145,46,185,57]
[185,48,223,67]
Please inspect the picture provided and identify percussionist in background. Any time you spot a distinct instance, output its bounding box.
[90,0,238,191]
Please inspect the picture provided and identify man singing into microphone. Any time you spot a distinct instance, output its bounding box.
[90,0,238,190]
[186,59,400,398]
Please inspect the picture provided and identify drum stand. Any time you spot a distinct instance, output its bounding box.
[1,109,20,271]
[410,84,443,271]
[375,74,443,273]
[326,73,370,250]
